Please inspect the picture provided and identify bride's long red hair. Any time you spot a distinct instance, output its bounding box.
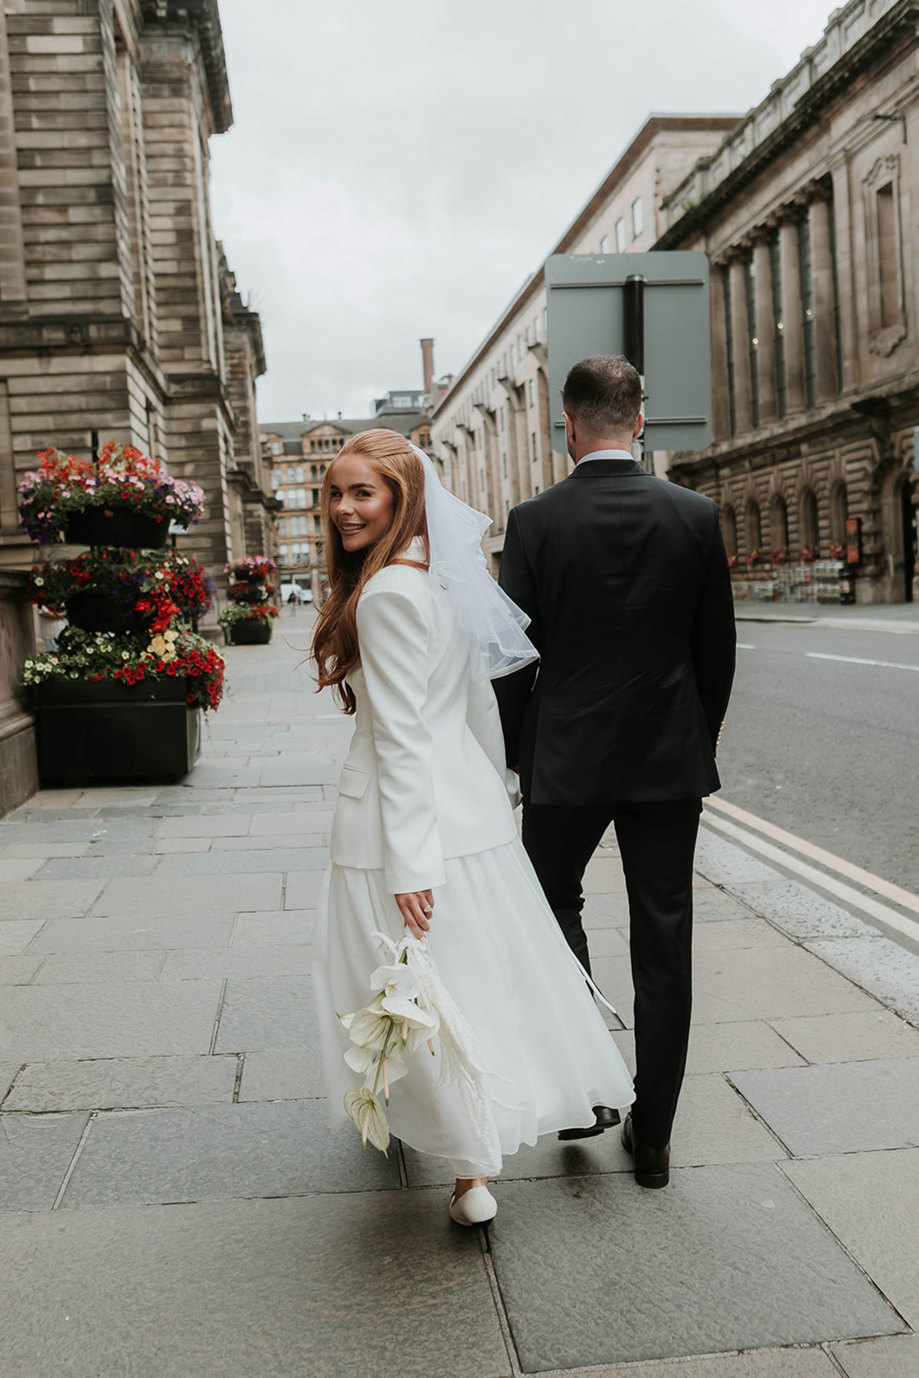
[311,429,428,714]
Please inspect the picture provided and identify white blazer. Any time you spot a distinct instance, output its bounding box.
[329,554,518,893]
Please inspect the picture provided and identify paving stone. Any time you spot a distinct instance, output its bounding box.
[692,888,756,921]
[157,815,254,838]
[32,951,164,984]
[0,842,89,858]
[214,974,316,1052]
[583,892,632,928]
[0,920,43,956]
[284,869,326,909]
[91,873,282,916]
[805,936,919,1024]
[583,856,628,893]
[0,1192,508,1378]
[71,788,161,809]
[61,1099,399,1207]
[259,762,341,786]
[831,1334,919,1378]
[0,879,105,922]
[211,831,328,850]
[0,954,44,985]
[155,848,326,876]
[237,1047,325,1100]
[13,789,84,811]
[783,1149,919,1329]
[613,1022,806,1075]
[489,1163,903,1370]
[0,1064,20,1102]
[160,944,311,980]
[27,914,235,955]
[153,837,212,854]
[232,909,315,946]
[559,1351,841,1378]
[692,945,877,1023]
[692,918,788,949]
[0,859,42,881]
[0,1112,88,1211]
[725,881,869,940]
[33,854,160,880]
[249,808,335,834]
[1,981,221,1061]
[184,764,264,787]
[732,1059,919,1154]
[4,1055,238,1112]
[770,1010,919,1064]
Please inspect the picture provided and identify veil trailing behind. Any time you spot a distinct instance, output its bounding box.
[410,444,538,681]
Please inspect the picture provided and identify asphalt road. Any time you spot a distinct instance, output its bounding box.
[717,617,919,896]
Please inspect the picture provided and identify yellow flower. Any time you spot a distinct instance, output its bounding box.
[148,634,168,657]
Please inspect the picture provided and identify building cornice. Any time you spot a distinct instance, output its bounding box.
[656,0,919,250]
[141,0,233,132]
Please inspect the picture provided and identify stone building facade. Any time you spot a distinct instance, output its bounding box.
[428,116,740,571]
[0,0,273,573]
[656,0,919,603]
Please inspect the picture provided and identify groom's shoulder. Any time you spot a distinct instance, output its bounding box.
[511,480,571,523]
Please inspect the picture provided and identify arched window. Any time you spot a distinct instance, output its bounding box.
[295,466,304,482]
[311,465,319,480]
[799,488,819,557]
[770,494,788,559]
[745,498,762,555]
[830,481,848,548]
[720,504,737,558]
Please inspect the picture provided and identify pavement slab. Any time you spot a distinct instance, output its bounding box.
[0,954,45,984]
[0,1111,88,1211]
[0,1193,508,1378]
[284,868,327,908]
[60,1099,399,1206]
[782,1149,919,1329]
[769,1009,919,1063]
[160,943,312,980]
[831,1334,919,1377]
[3,1054,239,1112]
[0,980,221,1061]
[155,846,327,875]
[731,1058,919,1154]
[231,908,315,946]
[26,913,235,954]
[0,919,43,955]
[237,1046,325,1100]
[577,1353,842,1378]
[489,1164,903,1371]
[32,950,163,984]
[614,1021,807,1075]
[91,872,282,916]
[0,1063,21,1101]
[0,878,105,921]
[213,973,317,1052]
[805,935,919,1025]
[691,945,878,1023]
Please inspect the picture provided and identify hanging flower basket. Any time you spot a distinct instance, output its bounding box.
[65,589,151,635]
[63,508,170,550]
[230,619,273,645]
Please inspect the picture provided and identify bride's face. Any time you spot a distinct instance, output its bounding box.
[328,455,395,553]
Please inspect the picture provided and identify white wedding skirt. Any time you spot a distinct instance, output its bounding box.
[312,837,634,1177]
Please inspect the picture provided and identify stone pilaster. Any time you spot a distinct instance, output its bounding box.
[753,234,778,426]
[709,266,731,441]
[778,217,805,414]
[808,190,839,403]
[728,255,752,435]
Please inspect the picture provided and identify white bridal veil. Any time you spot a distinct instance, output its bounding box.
[410,444,538,681]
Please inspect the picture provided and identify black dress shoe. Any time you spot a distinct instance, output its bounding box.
[557,1104,621,1141]
[621,1112,670,1188]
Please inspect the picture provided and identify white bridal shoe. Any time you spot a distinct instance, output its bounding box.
[449,1185,498,1226]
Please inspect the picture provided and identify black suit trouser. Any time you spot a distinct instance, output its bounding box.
[522,799,702,1148]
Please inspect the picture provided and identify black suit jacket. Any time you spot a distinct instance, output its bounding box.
[493,458,736,806]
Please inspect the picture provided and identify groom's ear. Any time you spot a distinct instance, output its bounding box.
[563,411,575,448]
[631,412,645,442]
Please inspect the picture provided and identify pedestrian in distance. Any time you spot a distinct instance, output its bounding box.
[310,428,633,1228]
[494,354,736,1188]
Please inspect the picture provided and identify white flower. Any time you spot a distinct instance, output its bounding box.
[343,1086,390,1153]
[369,962,421,1001]
[341,999,392,1052]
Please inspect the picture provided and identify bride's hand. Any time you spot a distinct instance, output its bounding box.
[395,889,434,939]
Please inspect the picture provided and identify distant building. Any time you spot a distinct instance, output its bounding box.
[261,339,449,599]
[428,115,740,573]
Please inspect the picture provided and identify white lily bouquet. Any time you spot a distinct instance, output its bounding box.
[339,930,495,1157]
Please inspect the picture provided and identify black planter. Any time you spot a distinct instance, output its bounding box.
[65,589,149,634]
[229,619,273,645]
[64,508,170,550]
[231,585,270,605]
[33,678,201,783]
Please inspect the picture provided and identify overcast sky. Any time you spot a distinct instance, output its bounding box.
[209,0,839,423]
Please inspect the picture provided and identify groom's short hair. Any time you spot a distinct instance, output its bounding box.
[562,355,642,434]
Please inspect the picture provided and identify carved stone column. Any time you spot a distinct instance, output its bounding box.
[809,189,839,403]
[779,217,805,413]
[829,158,857,393]
[753,234,777,426]
[729,255,752,435]
[709,265,731,441]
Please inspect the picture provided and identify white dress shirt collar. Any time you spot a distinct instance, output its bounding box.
[576,448,635,465]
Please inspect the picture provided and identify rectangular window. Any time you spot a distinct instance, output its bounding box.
[531,431,538,461]
[722,266,736,435]
[798,216,817,408]
[600,234,610,253]
[615,218,626,253]
[769,234,786,420]
[877,183,898,329]
[745,256,759,429]
[631,198,643,238]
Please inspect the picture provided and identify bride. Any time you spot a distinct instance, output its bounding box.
[310,428,633,1226]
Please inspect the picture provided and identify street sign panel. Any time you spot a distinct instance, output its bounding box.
[546,251,712,452]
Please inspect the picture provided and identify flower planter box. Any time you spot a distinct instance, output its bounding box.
[65,590,149,634]
[64,509,170,550]
[229,620,273,645]
[33,678,201,783]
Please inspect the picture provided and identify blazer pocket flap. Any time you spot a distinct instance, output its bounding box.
[338,764,371,799]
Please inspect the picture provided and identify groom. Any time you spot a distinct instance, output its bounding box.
[494,354,735,1188]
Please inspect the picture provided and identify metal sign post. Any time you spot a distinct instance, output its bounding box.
[546,251,712,455]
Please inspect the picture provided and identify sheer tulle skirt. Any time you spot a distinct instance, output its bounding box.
[311,837,634,1177]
